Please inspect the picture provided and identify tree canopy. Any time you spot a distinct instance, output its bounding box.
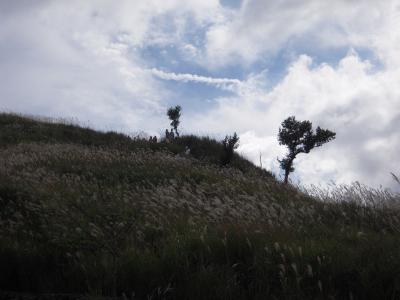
[167,105,181,137]
[221,132,239,166]
[278,116,336,184]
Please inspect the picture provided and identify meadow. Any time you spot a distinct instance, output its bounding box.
[1,113,399,299]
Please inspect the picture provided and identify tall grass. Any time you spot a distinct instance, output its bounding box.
[1,113,400,299]
[302,182,400,234]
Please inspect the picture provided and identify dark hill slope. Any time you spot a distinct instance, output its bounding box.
[1,113,400,299]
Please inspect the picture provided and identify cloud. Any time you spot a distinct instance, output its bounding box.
[187,51,400,190]
[150,68,241,89]
[203,0,399,68]
[0,0,224,132]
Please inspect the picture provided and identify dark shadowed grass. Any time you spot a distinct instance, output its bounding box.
[2,220,400,299]
[0,112,130,147]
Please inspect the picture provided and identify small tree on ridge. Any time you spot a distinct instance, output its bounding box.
[167,105,181,137]
[221,132,239,166]
[278,116,336,184]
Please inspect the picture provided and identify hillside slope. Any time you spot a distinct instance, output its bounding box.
[1,113,400,299]
[0,113,313,227]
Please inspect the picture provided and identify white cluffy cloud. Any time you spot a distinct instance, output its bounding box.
[203,0,400,68]
[186,51,400,190]
[0,0,224,130]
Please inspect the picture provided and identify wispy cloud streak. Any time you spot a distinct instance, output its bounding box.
[150,68,241,90]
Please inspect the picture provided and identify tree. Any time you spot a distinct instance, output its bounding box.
[278,116,336,184]
[221,132,239,166]
[167,105,181,137]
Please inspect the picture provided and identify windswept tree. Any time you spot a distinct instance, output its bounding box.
[278,116,336,184]
[167,105,181,137]
[221,132,239,166]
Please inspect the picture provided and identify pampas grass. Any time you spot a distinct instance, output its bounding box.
[1,113,400,299]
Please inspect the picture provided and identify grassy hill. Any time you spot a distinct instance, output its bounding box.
[1,113,400,299]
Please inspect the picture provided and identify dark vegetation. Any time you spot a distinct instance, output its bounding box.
[220,132,240,166]
[0,113,252,171]
[1,112,400,300]
[0,113,132,147]
[167,105,181,137]
[278,116,336,184]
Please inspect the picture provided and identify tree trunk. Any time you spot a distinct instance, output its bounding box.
[284,169,289,184]
[283,157,294,184]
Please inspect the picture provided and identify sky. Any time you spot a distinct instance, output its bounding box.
[1,0,400,190]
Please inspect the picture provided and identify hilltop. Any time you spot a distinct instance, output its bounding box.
[1,113,400,300]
